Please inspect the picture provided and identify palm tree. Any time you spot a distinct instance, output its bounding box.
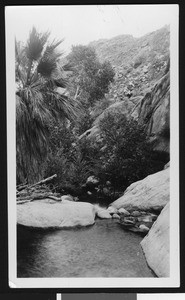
[16,27,78,183]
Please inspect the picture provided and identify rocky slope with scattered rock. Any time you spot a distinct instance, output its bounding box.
[90,25,170,100]
[80,70,170,156]
[83,25,170,154]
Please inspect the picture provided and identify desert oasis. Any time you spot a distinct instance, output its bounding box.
[16,25,170,278]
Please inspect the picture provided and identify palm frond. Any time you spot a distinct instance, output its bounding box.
[50,90,80,121]
[15,27,81,183]
[62,62,73,72]
[37,39,63,77]
[25,27,50,61]
[37,56,57,77]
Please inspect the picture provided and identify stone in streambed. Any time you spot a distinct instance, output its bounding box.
[94,204,112,219]
[139,224,150,232]
[61,195,74,202]
[112,213,120,219]
[107,206,118,215]
[131,211,141,217]
[17,200,96,229]
[118,207,130,216]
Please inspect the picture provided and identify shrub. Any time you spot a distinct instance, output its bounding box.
[133,53,145,68]
[97,111,163,191]
[44,125,101,194]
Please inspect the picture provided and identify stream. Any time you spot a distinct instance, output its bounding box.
[17,218,154,277]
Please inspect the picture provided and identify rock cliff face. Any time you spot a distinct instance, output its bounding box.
[141,202,170,277]
[111,167,169,212]
[132,72,170,153]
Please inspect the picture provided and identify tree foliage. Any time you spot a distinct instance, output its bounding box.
[98,111,163,190]
[67,45,115,107]
[16,27,78,183]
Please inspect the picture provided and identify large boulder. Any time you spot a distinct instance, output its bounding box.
[17,200,96,229]
[140,202,170,277]
[111,167,169,212]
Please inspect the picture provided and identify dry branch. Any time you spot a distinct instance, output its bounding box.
[17,195,61,205]
[16,174,60,204]
[16,174,57,196]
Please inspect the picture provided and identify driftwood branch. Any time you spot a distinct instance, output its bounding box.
[16,174,57,196]
[17,195,61,205]
[27,174,57,189]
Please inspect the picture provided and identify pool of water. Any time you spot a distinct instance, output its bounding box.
[17,219,155,277]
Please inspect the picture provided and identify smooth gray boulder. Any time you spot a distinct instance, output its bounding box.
[17,200,96,229]
[61,195,74,201]
[140,202,170,277]
[94,204,112,219]
[118,207,130,216]
[107,206,118,215]
[112,213,120,219]
[111,167,169,212]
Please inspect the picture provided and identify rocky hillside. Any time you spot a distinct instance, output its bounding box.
[82,26,170,155]
[90,25,170,100]
[81,70,170,156]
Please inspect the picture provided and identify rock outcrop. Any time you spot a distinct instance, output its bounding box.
[141,202,170,277]
[111,167,169,212]
[132,72,170,153]
[17,200,96,229]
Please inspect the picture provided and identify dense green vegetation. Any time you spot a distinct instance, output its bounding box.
[16,27,168,203]
[67,45,115,107]
[16,27,78,183]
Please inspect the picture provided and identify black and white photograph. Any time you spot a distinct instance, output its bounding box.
[6,4,179,288]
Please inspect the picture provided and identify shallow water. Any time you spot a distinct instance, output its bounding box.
[17,219,154,277]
